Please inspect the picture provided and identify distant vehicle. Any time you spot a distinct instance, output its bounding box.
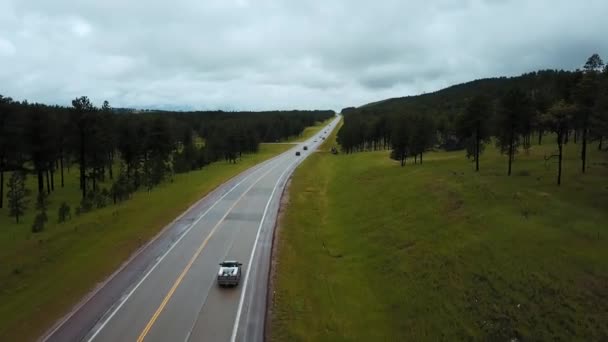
[322,137,325,140]
[295,151,301,156]
[314,140,317,142]
[303,146,308,150]
[218,261,242,287]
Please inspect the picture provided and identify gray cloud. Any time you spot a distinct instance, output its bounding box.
[1,0,607,111]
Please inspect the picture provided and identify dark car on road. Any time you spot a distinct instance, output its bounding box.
[303,146,308,150]
[295,151,301,156]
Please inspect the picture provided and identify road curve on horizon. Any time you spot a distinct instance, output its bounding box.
[42,116,341,342]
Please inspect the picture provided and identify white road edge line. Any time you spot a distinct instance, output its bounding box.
[134,156,290,342]
[230,118,338,342]
[184,217,242,342]
[41,156,282,342]
[229,157,300,342]
[85,158,279,342]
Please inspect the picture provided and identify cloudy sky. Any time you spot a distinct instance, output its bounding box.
[1,0,607,111]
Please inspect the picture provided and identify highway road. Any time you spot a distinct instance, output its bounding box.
[41,116,341,342]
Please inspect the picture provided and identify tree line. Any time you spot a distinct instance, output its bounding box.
[337,54,608,184]
[0,96,333,225]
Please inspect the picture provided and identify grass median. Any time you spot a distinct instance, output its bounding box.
[270,134,608,340]
[0,143,291,341]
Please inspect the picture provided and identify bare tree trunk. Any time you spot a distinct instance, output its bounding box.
[475,125,480,172]
[0,169,3,209]
[109,152,114,179]
[414,154,417,164]
[574,130,578,144]
[38,170,44,194]
[46,169,51,194]
[581,127,588,173]
[557,138,563,185]
[400,153,405,167]
[50,167,55,191]
[508,126,514,176]
[420,152,423,164]
[538,130,543,145]
[60,156,64,187]
[92,169,97,192]
[79,127,86,199]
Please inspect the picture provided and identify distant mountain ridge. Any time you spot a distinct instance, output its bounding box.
[349,69,579,120]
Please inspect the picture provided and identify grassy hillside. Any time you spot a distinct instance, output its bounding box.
[271,133,608,340]
[0,143,291,341]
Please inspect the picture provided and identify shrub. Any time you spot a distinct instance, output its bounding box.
[7,172,29,223]
[78,195,94,214]
[31,211,48,233]
[96,188,110,208]
[36,191,49,211]
[111,173,132,204]
[58,202,71,222]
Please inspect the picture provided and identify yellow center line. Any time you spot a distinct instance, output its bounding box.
[136,158,285,342]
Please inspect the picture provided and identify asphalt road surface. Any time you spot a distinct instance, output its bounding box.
[41,116,341,342]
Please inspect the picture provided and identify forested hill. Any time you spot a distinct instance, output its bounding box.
[337,54,608,186]
[346,69,578,122]
[337,69,583,156]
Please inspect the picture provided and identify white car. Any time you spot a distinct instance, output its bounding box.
[217,261,242,287]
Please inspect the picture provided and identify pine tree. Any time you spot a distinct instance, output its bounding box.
[7,172,29,223]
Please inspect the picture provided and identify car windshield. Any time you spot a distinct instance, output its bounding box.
[221,262,239,267]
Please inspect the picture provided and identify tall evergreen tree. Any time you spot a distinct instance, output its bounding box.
[573,54,604,173]
[591,66,608,150]
[457,95,493,171]
[26,104,55,195]
[0,96,22,209]
[496,88,531,176]
[390,114,411,167]
[544,101,575,185]
[71,96,96,199]
[7,172,29,223]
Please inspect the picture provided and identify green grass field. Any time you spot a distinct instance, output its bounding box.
[271,131,608,341]
[0,143,290,341]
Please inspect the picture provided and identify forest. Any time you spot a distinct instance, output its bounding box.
[0,97,333,225]
[337,54,608,184]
